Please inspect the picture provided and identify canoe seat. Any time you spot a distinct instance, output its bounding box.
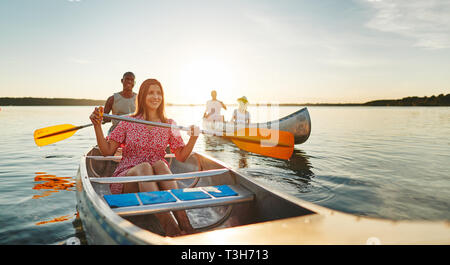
[103,184,254,217]
[89,168,230,184]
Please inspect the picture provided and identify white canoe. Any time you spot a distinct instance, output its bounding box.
[76,147,450,244]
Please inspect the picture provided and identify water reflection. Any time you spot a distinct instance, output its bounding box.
[238,150,248,168]
[71,212,88,245]
[202,135,227,152]
[229,147,317,197]
[202,135,251,168]
[35,214,72,226]
[32,172,75,199]
[284,149,315,179]
[250,149,314,177]
[202,133,315,182]
[267,149,315,191]
[32,172,77,227]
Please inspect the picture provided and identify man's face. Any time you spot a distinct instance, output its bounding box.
[122,75,135,91]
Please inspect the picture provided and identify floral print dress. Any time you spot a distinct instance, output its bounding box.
[106,115,185,194]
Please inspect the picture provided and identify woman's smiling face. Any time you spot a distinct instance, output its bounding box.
[146,84,162,110]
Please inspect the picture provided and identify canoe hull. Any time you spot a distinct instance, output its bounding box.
[202,107,311,144]
[277,107,311,144]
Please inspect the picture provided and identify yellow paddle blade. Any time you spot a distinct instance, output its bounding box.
[227,128,295,160]
[34,124,79,147]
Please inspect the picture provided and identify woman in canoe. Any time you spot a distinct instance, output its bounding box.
[90,78,199,236]
[231,96,250,125]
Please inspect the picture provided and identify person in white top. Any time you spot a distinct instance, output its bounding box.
[231,96,250,125]
[203,90,227,122]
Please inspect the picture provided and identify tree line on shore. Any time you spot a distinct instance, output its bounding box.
[0,94,449,106]
[363,93,450,106]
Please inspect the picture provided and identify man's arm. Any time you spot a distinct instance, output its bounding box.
[103,96,114,123]
[220,101,227,110]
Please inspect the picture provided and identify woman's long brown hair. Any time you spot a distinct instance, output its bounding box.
[132,78,167,123]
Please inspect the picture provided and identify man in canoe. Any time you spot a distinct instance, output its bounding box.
[203,90,227,122]
[103,72,138,135]
[90,78,199,236]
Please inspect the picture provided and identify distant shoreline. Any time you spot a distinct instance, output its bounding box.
[0,97,105,106]
[1,94,449,106]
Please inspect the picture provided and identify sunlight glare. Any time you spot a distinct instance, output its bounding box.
[178,57,235,104]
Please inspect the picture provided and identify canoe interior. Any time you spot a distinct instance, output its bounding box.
[84,147,315,238]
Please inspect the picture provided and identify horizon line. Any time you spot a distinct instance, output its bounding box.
[1,94,449,106]
[0,93,450,106]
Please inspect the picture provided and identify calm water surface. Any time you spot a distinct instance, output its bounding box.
[0,106,449,244]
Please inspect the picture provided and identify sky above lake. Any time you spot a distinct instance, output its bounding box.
[1,0,449,104]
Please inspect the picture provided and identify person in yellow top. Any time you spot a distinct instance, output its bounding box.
[103,72,138,135]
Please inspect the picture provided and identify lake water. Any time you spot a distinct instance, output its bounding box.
[0,106,449,244]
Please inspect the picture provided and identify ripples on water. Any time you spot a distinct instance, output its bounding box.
[0,106,449,244]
